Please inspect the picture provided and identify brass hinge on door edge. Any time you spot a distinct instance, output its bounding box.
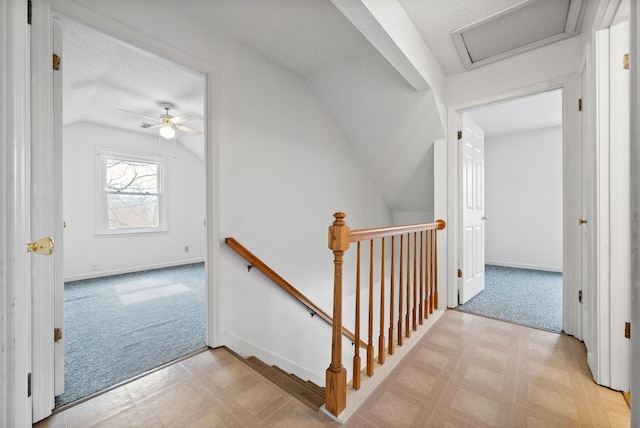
[457,268,462,278]
[457,131,462,140]
[623,53,630,70]
[54,327,62,343]
[578,290,583,303]
[53,54,61,71]
[578,98,583,111]
[625,322,631,339]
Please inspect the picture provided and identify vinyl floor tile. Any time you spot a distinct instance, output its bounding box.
[36,311,630,428]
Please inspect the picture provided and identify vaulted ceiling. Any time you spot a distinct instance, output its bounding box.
[63,0,584,215]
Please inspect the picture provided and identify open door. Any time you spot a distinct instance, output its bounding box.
[459,114,486,304]
[53,18,65,400]
[30,4,64,422]
[608,13,631,392]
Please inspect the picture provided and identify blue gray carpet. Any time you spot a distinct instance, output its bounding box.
[56,263,206,407]
[457,265,563,333]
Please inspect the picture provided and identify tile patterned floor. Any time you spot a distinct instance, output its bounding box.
[35,310,630,427]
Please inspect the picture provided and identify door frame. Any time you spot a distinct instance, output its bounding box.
[30,0,222,420]
[446,77,580,338]
[0,0,33,426]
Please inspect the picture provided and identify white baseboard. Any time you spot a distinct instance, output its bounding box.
[64,258,205,282]
[485,260,563,273]
[219,331,324,386]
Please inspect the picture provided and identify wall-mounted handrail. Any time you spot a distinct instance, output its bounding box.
[224,237,364,347]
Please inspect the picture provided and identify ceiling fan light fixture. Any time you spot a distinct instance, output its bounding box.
[159,124,175,139]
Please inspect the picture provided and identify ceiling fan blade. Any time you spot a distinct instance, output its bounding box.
[170,114,193,124]
[175,123,202,135]
[118,109,161,123]
[140,122,162,129]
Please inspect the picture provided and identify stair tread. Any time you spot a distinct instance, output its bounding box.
[270,365,326,395]
[242,356,325,411]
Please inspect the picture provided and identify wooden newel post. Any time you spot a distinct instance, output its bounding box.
[434,219,446,310]
[326,212,350,417]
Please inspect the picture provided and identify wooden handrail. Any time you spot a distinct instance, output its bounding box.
[224,237,364,347]
[326,213,446,417]
[349,219,446,242]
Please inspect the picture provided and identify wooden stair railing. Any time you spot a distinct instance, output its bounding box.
[224,237,365,347]
[325,212,446,417]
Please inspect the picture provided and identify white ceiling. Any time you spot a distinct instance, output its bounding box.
[467,89,563,138]
[62,19,206,159]
[62,0,582,212]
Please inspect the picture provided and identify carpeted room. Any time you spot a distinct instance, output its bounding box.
[457,91,564,332]
[58,19,208,407]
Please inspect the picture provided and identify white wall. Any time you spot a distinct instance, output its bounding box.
[64,0,392,382]
[484,126,563,271]
[446,36,581,106]
[443,33,581,311]
[63,122,206,280]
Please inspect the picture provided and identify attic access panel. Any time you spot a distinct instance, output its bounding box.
[451,0,586,70]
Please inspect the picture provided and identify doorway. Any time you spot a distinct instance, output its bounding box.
[456,89,564,332]
[54,17,210,409]
[30,0,222,423]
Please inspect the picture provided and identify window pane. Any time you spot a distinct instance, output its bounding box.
[106,159,158,193]
[107,193,159,228]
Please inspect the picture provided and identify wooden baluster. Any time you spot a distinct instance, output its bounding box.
[367,240,374,377]
[419,231,424,325]
[432,229,436,314]
[425,230,431,318]
[412,232,417,331]
[435,221,444,310]
[429,230,436,314]
[397,234,404,346]
[326,212,349,417]
[378,237,385,364]
[405,233,411,338]
[388,236,395,355]
[353,242,361,390]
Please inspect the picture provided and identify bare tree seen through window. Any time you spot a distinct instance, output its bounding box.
[105,158,160,229]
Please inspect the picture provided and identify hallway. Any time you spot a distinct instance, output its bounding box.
[35,310,629,427]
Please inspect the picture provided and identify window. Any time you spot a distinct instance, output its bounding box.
[98,151,166,234]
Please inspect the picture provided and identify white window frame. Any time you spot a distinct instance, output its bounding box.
[97,149,167,235]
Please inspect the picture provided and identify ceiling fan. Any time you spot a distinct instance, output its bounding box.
[119,101,202,138]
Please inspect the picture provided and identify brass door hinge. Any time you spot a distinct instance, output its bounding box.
[457,268,462,278]
[623,53,630,70]
[578,98,583,112]
[457,131,462,140]
[625,322,631,339]
[54,327,62,343]
[53,54,61,71]
[578,290,583,303]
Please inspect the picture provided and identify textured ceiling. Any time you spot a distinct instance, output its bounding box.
[174,0,379,77]
[62,19,205,159]
[467,89,563,138]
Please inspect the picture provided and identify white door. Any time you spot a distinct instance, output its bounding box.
[460,114,486,304]
[579,60,592,355]
[608,17,631,391]
[52,18,65,398]
[30,5,64,422]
